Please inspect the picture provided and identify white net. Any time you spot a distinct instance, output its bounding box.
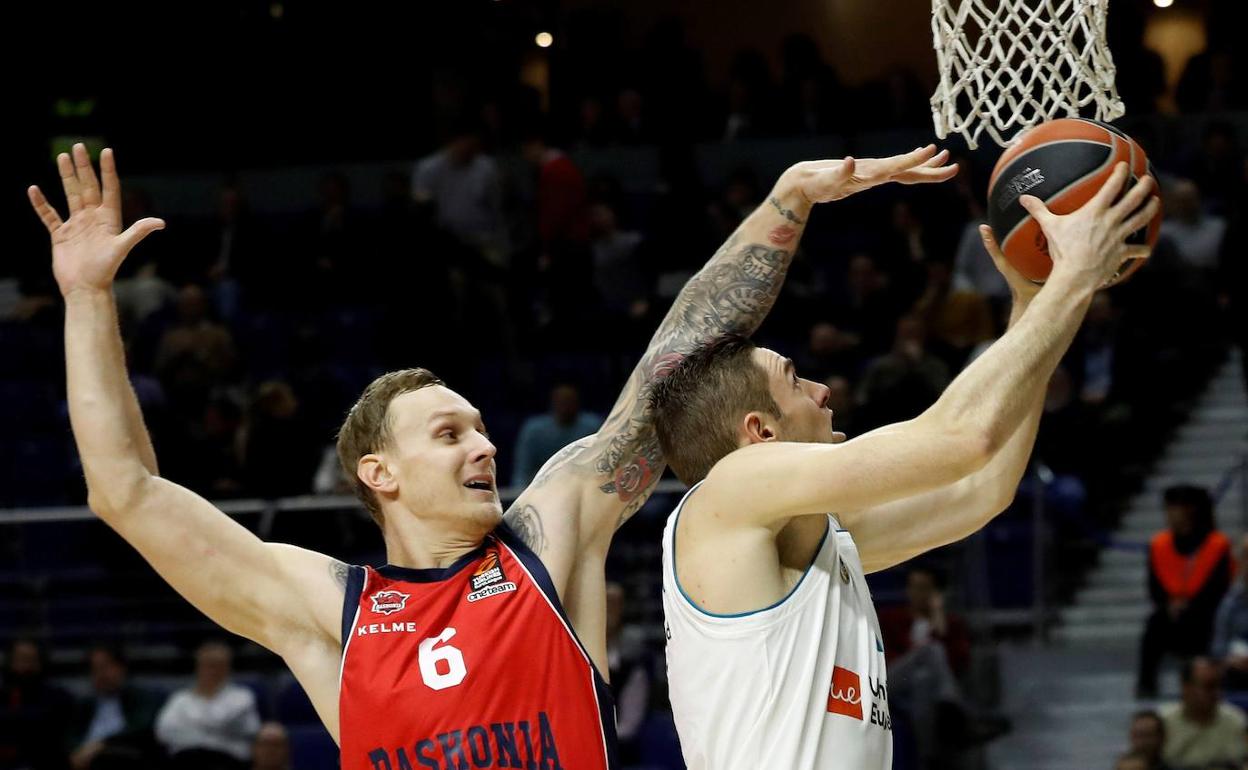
[930,0,1125,149]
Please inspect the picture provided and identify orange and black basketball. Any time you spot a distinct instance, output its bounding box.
[986,117,1162,286]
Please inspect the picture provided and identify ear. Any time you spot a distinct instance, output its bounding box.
[357,453,398,496]
[741,411,780,445]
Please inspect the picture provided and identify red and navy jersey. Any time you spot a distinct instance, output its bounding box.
[339,524,618,770]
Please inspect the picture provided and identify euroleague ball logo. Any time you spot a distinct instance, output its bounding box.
[467,548,517,603]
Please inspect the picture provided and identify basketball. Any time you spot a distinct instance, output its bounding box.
[986,118,1162,286]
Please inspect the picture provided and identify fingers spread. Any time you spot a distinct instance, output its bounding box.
[73,143,101,207]
[1110,174,1155,220]
[118,217,166,254]
[100,148,121,213]
[27,186,64,233]
[1019,194,1055,224]
[57,152,83,214]
[1118,196,1162,241]
[1091,162,1131,209]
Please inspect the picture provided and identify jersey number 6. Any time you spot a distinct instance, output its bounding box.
[418,627,467,690]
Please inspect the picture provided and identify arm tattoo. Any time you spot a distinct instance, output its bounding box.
[504,504,547,556]
[769,196,806,225]
[524,217,798,529]
[330,559,349,589]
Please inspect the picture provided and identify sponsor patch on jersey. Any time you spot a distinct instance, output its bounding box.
[369,590,410,616]
[827,665,864,720]
[466,548,517,602]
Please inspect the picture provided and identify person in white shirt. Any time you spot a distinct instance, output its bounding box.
[1160,657,1248,770]
[155,642,260,768]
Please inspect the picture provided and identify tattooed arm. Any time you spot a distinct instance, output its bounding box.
[504,146,960,549]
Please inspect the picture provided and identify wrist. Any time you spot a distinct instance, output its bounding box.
[772,170,815,217]
[62,285,114,305]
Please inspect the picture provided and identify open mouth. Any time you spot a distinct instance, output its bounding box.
[464,478,494,492]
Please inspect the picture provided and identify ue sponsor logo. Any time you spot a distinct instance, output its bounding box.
[370,590,410,616]
[827,666,863,720]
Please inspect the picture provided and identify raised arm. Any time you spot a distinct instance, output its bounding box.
[505,146,960,552]
[702,163,1160,532]
[31,146,343,662]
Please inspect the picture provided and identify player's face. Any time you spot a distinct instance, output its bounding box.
[753,348,841,444]
[385,386,502,530]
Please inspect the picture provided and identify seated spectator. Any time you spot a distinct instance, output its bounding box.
[68,645,165,770]
[606,582,653,764]
[1126,710,1171,770]
[511,383,602,486]
[879,566,1003,766]
[1159,179,1227,274]
[0,639,75,770]
[911,261,994,367]
[1138,486,1235,698]
[795,321,862,383]
[1114,751,1155,770]
[412,123,509,270]
[588,200,650,330]
[829,253,904,358]
[249,723,289,770]
[1212,535,1248,691]
[857,314,950,428]
[154,284,238,389]
[155,642,260,770]
[238,381,320,499]
[1160,658,1247,769]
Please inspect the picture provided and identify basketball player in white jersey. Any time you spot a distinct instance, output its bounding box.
[649,162,1160,769]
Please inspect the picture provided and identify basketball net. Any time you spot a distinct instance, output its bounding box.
[930,0,1125,149]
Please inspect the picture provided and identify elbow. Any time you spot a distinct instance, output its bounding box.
[955,428,998,475]
[86,470,155,520]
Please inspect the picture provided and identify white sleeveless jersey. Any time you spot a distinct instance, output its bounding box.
[661,483,892,770]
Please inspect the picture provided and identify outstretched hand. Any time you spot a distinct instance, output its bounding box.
[784,145,959,205]
[28,144,165,298]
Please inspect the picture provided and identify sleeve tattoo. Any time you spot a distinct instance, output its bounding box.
[522,230,794,525]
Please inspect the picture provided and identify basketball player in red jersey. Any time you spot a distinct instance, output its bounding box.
[29,143,955,769]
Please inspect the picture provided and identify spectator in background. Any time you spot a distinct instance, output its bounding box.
[1212,535,1248,691]
[412,122,509,270]
[779,34,842,136]
[238,381,319,499]
[154,285,238,394]
[155,642,260,770]
[1126,710,1171,770]
[911,260,994,367]
[1159,179,1227,279]
[857,314,950,428]
[112,187,175,326]
[1138,486,1235,698]
[795,321,862,383]
[721,49,778,141]
[830,253,903,357]
[588,200,651,337]
[1114,753,1152,770]
[606,582,652,763]
[249,723,289,770]
[511,383,601,486]
[521,129,589,251]
[613,87,649,145]
[0,639,74,770]
[68,645,165,770]
[1160,658,1247,769]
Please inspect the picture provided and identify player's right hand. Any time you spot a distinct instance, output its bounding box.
[27,144,165,298]
[1017,162,1159,288]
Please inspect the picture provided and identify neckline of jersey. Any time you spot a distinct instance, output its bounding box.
[376,539,491,583]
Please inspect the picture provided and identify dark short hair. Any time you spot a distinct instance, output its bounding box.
[1181,656,1218,684]
[89,644,127,668]
[1164,484,1212,515]
[649,336,780,485]
[908,564,947,590]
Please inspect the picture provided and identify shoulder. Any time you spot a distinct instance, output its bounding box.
[1220,701,1248,727]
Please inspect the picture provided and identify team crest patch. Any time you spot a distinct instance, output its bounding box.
[467,548,517,603]
[369,590,410,616]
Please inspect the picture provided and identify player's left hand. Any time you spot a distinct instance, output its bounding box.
[782,145,959,205]
[979,224,1041,304]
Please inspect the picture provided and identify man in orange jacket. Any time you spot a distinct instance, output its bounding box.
[1138,484,1234,698]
